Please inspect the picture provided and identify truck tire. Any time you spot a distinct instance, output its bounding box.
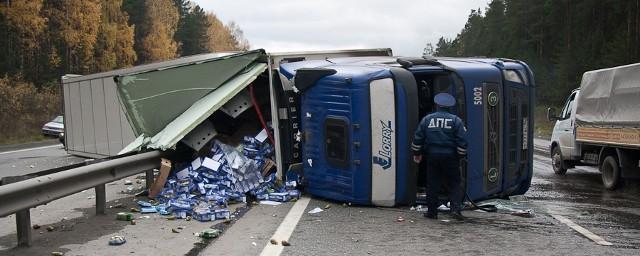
[551,146,568,175]
[601,156,622,190]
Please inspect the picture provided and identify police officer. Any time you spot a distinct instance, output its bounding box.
[412,92,467,220]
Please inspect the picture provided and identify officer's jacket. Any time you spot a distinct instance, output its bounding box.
[411,110,467,156]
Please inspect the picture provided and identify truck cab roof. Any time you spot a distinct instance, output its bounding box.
[280,56,532,82]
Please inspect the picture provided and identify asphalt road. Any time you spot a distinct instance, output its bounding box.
[0,140,86,179]
[1,140,639,255]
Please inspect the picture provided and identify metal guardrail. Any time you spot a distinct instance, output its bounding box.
[0,150,168,246]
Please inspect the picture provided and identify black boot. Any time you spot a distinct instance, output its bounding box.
[424,212,437,219]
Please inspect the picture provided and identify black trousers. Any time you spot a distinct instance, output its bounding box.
[425,154,462,215]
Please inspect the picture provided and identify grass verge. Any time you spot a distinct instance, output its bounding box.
[0,134,51,146]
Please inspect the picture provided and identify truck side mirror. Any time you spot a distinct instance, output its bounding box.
[547,107,558,121]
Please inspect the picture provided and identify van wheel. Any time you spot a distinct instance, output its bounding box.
[601,156,622,190]
[551,146,567,175]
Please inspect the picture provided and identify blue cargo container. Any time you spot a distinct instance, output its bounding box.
[280,56,535,206]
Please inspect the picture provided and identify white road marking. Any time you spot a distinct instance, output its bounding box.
[260,196,311,256]
[552,214,613,246]
[0,144,60,156]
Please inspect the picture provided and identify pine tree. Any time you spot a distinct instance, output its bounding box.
[179,5,211,56]
[433,0,640,105]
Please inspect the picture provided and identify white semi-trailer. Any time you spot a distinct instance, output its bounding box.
[547,63,640,189]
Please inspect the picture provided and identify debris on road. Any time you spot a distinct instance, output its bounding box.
[51,252,64,256]
[270,239,278,245]
[437,204,450,211]
[148,158,172,198]
[396,216,405,222]
[141,138,299,222]
[172,228,180,233]
[478,198,535,217]
[308,207,323,214]
[33,224,41,229]
[510,209,535,218]
[281,240,291,246]
[260,201,282,206]
[46,226,56,232]
[116,212,134,221]
[324,204,332,209]
[110,203,124,209]
[199,229,221,239]
[252,242,257,246]
[130,220,137,225]
[124,180,133,185]
[108,235,126,246]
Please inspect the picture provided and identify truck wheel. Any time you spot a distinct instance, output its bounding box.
[551,146,567,175]
[601,156,621,190]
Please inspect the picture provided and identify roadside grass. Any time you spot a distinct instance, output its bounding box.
[0,134,52,146]
[534,105,556,139]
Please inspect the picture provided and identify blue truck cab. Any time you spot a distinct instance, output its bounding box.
[279,56,535,206]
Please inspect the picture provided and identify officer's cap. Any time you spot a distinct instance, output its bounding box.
[434,92,456,107]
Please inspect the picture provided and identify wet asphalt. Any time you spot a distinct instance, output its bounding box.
[1,140,639,255]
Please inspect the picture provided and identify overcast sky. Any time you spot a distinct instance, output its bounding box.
[192,0,490,56]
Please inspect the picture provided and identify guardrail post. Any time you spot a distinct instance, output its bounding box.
[3,176,33,246]
[16,210,31,247]
[145,169,154,189]
[95,184,106,215]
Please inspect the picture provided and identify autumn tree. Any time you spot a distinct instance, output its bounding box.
[139,0,179,62]
[94,0,136,72]
[205,13,237,52]
[45,0,101,74]
[0,0,47,81]
[227,21,251,51]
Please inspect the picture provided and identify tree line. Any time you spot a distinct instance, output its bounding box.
[0,0,249,85]
[0,0,250,143]
[430,0,640,105]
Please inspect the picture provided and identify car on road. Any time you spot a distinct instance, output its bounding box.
[42,115,64,137]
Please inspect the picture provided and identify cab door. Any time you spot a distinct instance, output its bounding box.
[554,91,578,160]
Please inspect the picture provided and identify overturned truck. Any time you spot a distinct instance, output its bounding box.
[62,49,535,206]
